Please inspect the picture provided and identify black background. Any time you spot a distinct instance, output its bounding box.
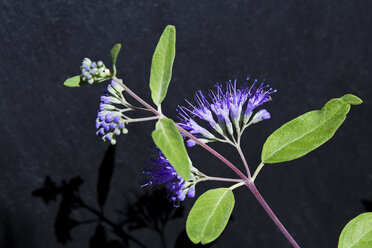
[1,1,372,247]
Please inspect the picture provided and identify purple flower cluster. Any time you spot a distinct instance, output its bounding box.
[80,58,110,84]
[142,149,196,207]
[96,80,129,145]
[178,79,276,146]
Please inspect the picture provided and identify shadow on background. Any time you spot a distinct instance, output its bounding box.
[362,199,372,212]
[32,145,210,247]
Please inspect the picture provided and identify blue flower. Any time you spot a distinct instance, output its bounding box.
[142,148,197,207]
[95,80,129,145]
[178,78,276,146]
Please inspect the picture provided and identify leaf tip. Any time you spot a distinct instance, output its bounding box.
[340,94,363,105]
[111,43,122,68]
[165,24,176,31]
[112,43,122,52]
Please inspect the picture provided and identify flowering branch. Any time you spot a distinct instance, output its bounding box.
[63,26,361,247]
[113,76,249,181]
[111,76,300,247]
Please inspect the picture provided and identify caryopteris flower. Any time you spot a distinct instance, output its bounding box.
[178,78,276,146]
[95,80,130,145]
[142,148,199,207]
[80,58,111,84]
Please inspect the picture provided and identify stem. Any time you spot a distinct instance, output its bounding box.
[200,176,243,183]
[119,108,133,113]
[126,116,160,123]
[112,76,248,182]
[247,183,300,248]
[252,162,265,182]
[229,181,245,190]
[129,105,153,112]
[215,137,235,145]
[235,144,251,178]
[113,77,161,117]
[112,78,300,247]
[177,125,249,182]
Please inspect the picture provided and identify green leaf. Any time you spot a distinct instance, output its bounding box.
[111,43,122,76]
[186,188,235,245]
[152,118,190,180]
[149,25,176,106]
[261,94,361,164]
[63,75,88,87]
[340,94,363,105]
[338,212,372,248]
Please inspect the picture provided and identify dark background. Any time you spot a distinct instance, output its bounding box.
[0,0,371,247]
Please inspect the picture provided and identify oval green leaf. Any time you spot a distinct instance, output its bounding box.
[111,43,121,76]
[186,188,235,245]
[149,25,176,106]
[339,212,372,248]
[63,75,85,87]
[152,118,190,180]
[261,94,361,164]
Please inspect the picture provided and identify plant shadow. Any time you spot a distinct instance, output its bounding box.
[32,145,209,247]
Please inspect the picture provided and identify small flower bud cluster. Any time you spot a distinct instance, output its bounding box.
[96,80,130,145]
[80,58,111,84]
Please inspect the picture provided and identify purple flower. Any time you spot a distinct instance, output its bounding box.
[142,148,196,207]
[243,80,276,123]
[95,80,129,145]
[178,78,276,146]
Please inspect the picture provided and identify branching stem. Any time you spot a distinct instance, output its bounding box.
[112,77,300,248]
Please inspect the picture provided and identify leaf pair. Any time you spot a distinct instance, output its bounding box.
[148,26,191,181]
[148,26,233,246]
[147,27,233,245]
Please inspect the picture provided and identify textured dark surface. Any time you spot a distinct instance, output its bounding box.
[1,0,372,247]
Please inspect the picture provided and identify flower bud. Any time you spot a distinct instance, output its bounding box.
[251,109,271,124]
[80,58,111,84]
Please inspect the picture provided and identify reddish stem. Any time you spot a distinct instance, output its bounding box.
[113,77,300,247]
[236,144,251,178]
[176,125,249,181]
[247,183,300,248]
